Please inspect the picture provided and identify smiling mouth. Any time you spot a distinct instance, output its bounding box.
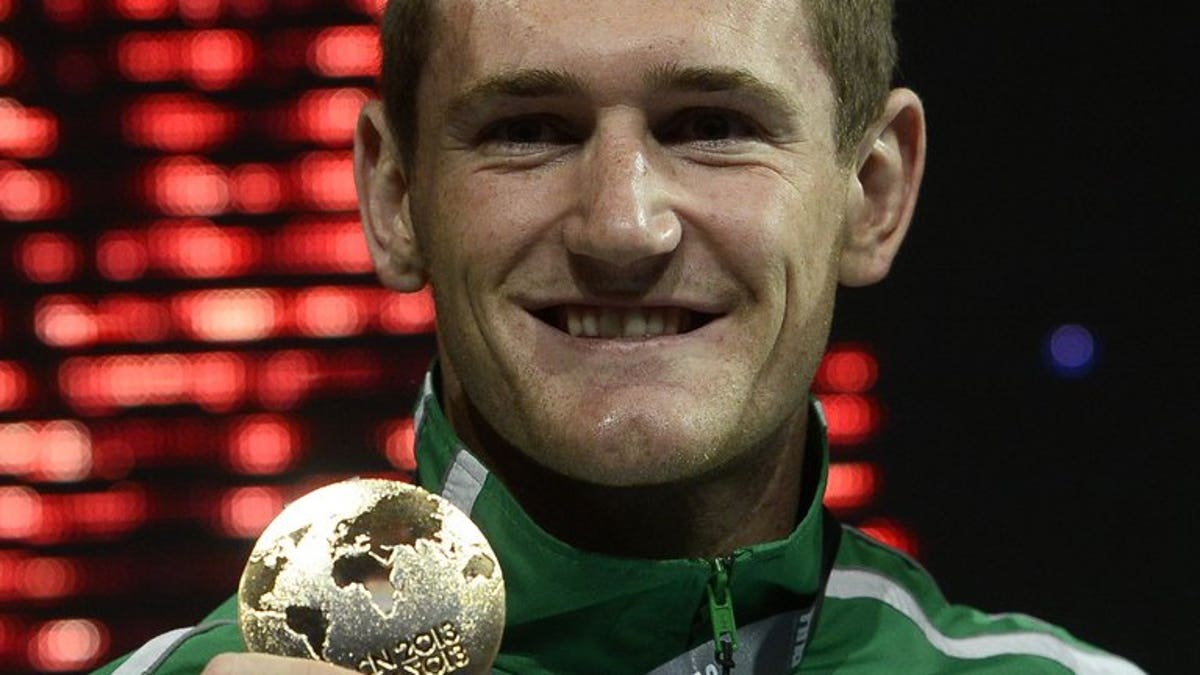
[530,305,720,339]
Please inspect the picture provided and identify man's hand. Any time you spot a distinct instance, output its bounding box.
[202,653,359,675]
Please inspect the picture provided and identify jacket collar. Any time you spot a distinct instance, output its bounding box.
[411,366,835,673]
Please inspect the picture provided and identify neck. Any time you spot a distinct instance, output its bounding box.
[442,381,809,560]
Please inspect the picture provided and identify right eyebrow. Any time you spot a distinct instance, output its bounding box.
[446,68,587,119]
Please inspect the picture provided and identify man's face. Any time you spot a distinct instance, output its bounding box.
[407,0,852,486]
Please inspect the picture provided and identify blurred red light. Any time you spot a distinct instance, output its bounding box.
[228,415,299,475]
[190,351,247,412]
[70,486,148,538]
[186,29,253,90]
[229,163,283,213]
[35,296,99,348]
[295,286,368,337]
[0,423,36,475]
[0,362,30,411]
[179,0,221,24]
[28,619,108,672]
[0,163,68,221]
[116,32,178,82]
[147,218,258,277]
[824,462,879,511]
[309,26,379,78]
[123,94,235,152]
[0,99,58,158]
[19,557,79,599]
[256,349,318,409]
[99,295,173,343]
[857,518,919,557]
[294,151,357,211]
[818,348,879,393]
[218,486,283,538]
[0,39,21,86]
[380,288,437,334]
[112,0,170,20]
[275,217,373,274]
[96,230,149,281]
[43,0,89,24]
[176,288,280,342]
[0,0,12,21]
[294,88,369,146]
[382,418,417,472]
[34,420,93,483]
[0,486,41,540]
[819,394,880,445]
[144,156,229,216]
[16,232,80,283]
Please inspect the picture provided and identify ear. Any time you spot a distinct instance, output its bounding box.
[839,88,926,287]
[354,99,427,292]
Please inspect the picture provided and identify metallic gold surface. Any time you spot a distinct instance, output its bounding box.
[238,479,505,674]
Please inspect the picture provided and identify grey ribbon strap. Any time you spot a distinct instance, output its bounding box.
[645,608,812,675]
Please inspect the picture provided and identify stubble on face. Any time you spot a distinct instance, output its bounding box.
[406,0,851,489]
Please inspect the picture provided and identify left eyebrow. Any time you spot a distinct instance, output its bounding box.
[446,68,587,119]
[643,63,800,117]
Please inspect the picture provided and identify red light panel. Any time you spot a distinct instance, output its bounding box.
[66,486,148,539]
[122,94,236,152]
[0,362,30,411]
[27,619,108,672]
[380,288,437,334]
[0,38,20,86]
[16,232,81,284]
[33,420,93,483]
[819,393,880,445]
[43,0,90,24]
[817,347,879,393]
[0,0,12,21]
[217,486,283,538]
[227,415,299,475]
[229,163,283,213]
[116,32,178,82]
[179,0,223,24]
[857,518,919,557]
[824,462,879,511]
[175,288,281,342]
[18,557,80,600]
[275,216,373,273]
[382,418,417,472]
[143,156,230,216]
[295,286,369,337]
[58,352,249,415]
[35,296,100,348]
[112,0,171,21]
[0,163,69,221]
[0,486,41,541]
[185,29,253,90]
[256,349,318,409]
[293,151,357,211]
[0,99,58,158]
[348,0,385,20]
[0,423,36,476]
[146,219,258,277]
[308,26,379,78]
[95,230,149,281]
[293,87,369,146]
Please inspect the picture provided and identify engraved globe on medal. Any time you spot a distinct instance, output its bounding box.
[237,479,505,674]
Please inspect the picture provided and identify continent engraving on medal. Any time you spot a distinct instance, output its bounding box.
[357,621,471,675]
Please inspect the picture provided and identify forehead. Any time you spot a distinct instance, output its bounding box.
[428,0,829,104]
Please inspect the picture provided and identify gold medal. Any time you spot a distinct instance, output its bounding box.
[238,479,505,674]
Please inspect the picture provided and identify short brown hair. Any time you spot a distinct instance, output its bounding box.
[380,0,897,169]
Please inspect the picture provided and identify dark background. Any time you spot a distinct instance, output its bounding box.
[851,4,1196,672]
[1,2,1194,673]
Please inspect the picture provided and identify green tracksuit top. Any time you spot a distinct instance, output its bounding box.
[97,370,1143,674]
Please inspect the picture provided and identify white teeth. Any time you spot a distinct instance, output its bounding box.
[622,309,647,338]
[598,309,621,338]
[559,306,696,339]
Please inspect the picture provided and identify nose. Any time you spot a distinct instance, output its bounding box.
[564,127,682,269]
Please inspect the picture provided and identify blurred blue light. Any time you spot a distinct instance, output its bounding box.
[1047,324,1096,377]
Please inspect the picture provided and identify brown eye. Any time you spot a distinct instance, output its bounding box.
[481,115,573,147]
[692,112,734,141]
[658,108,759,147]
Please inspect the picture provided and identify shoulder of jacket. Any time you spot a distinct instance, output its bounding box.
[815,525,1145,674]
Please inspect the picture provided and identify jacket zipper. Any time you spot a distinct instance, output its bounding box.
[706,555,739,674]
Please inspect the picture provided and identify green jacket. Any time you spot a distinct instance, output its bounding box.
[97,371,1142,674]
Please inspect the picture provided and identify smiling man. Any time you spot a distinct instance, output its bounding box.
[98,1,1143,673]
